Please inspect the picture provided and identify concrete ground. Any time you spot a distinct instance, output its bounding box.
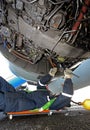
[0,109,90,130]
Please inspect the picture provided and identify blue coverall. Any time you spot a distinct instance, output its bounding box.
[0,74,73,112]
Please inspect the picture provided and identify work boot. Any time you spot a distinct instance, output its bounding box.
[49,67,57,77]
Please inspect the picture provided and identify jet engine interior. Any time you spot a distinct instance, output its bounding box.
[0,0,90,81]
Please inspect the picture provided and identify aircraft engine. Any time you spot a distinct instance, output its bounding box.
[0,0,90,81]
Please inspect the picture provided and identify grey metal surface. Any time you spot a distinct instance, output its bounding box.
[7,7,84,58]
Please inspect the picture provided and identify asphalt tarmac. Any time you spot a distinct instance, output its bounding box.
[0,110,90,130]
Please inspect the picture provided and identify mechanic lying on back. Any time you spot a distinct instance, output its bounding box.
[0,67,74,113]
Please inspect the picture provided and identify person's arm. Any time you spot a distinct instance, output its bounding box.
[37,67,57,89]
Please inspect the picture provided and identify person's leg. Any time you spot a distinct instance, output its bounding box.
[0,77,16,92]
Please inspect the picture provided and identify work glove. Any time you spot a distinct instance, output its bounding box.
[64,68,73,79]
[49,67,57,77]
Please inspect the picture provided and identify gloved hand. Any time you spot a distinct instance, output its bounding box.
[64,68,73,79]
[49,67,57,77]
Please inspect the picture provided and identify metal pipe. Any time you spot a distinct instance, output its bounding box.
[45,3,64,21]
[51,30,76,52]
[21,0,38,4]
[48,0,70,5]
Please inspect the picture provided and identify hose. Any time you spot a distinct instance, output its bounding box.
[48,0,70,5]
